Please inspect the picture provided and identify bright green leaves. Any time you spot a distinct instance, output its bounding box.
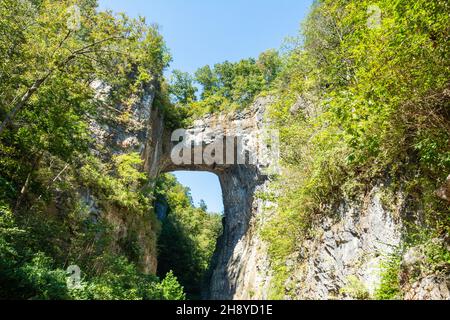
[296,0,449,167]
[171,49,283,117]
[0,1,182,301]
[79,154,150,215]
[69,256,184,300]
[0,0,171,210]
[169,70,198,105]
[113,153,147,188]
[157,271,186,301]
[0,0,171,136]
[17,252,70,300]
[195,65,218,98]
[263,0,450,299]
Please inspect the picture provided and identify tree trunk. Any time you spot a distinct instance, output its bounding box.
[0,74,50,136]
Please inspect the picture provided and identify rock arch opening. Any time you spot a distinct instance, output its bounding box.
[170,171,224,214]
[155,171,224,299]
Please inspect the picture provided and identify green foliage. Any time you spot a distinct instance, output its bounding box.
[0,1,186,300]
[407,228,450,273]
[424,240,450,270]
[70,256,182,301]
[157,271,186,300]
[114,153,147,186]
[340,276,370,300]
[169,70,198,105]
[0,203,68,299]
[155,174,222,299]
[78,154,153,215]
[0,0,171,136]
[0,200,184,300]
[0,0,172,210]
[262,0,450,298]
[17,253,70,300]
[375,256,402,300]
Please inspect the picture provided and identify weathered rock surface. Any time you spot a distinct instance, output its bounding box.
[286,188,403,299]
[282,188,450,300]
[404,275,450,300]
[86,81,160,274]
[87,78,277,298]
[145,96,276,299]
[400,242,450,300]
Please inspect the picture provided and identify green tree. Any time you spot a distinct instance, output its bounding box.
[188,52,282,115]
[169,70,198,104]
[157,271,186,300]
[198,199,208,212]
[195,65,218,99]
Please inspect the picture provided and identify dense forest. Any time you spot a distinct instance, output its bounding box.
[1,0,449,300]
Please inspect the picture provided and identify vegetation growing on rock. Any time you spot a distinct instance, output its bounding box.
[261,0,450,299]
[0,0,183,300]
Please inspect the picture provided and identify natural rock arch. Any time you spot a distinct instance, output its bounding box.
[143,97,275,299]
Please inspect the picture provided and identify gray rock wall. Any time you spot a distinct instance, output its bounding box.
[288,188,403,299]
[87,81,160,274]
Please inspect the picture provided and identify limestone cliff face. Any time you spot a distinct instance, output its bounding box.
[287,187,403,299]
[205,164,273,300]
[87,80,160,274]
[283,187,450,300]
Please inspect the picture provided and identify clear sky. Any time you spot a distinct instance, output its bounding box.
[98,0,313,213]
[98,0,313,73]
[173,171,223,214]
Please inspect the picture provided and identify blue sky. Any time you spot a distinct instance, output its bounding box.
[173,171,223,214]
[98,0,313,213]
